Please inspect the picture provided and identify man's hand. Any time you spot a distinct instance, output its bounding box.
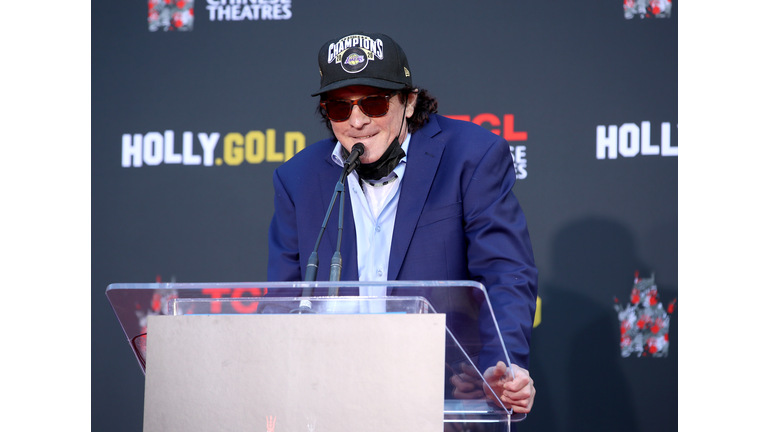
[450,362,485,400]
[482,361,535,413]
[449,361,536,413]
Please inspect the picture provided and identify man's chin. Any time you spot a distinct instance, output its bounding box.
[345,140,388,163]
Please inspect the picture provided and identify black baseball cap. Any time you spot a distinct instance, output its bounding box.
[311,32,413,97]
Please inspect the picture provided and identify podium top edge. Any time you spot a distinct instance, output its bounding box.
[106,280,485,292]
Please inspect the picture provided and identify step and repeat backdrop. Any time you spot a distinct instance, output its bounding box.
[93,1,677,431]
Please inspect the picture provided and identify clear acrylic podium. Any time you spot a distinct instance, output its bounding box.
[106,281,526,430]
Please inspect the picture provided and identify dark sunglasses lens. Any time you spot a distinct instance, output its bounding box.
[325,94,392,121]
[360,96,389,117]
[326,101,352,121]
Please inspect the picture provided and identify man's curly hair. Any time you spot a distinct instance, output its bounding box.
[316,86,439,137]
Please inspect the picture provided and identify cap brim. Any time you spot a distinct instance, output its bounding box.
[311,77,409,97]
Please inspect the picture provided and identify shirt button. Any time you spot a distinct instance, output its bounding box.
[376,225,381,232]
[377,270,383,277]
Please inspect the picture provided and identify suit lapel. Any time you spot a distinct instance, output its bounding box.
[388,118,445,280]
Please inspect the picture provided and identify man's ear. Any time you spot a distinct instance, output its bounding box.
[405,89,418,118]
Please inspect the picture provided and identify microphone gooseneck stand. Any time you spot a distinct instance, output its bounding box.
[290,143,364,313]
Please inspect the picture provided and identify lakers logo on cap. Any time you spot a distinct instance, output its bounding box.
[341,47,369,73]
[345,53,365,66]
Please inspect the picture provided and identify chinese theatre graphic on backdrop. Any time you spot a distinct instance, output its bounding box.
[149,0,194,31]
[624,0,673,19]
[614,272,677,357]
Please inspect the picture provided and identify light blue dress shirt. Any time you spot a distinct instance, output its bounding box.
[331,134,411,312]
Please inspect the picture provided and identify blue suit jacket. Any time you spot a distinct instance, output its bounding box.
[268,114,538,370]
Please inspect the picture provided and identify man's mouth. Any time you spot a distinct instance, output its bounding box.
[354,133,377,140]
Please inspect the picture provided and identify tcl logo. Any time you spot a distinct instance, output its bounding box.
[444,114,528,141]
[445,113,529,179]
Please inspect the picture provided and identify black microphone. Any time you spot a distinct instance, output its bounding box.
[295,143,365,307]
[343,143,365,175]
[329,143,364,292]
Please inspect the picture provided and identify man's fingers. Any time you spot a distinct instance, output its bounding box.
[451,373,485,399]
[451,375,479,392]
[501,377,535,413]
[503,376,532,392]
[483,361,507,381]
[460,362,481,378]
[503,376,533,395]
[503,388,532,402]
[481,363,535,413]
[507,363,530,380]
[458,373,482,386]
[500,391,533,412]
[494,361,507,377]
[454,389,485,399]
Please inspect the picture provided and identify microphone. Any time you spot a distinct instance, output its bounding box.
[294,143,365,308]
[343,143,365,175]
[329,143,364,292]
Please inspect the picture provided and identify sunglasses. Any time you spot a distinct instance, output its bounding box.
[320,91,400,122]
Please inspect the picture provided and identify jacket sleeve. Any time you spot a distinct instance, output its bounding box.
[267,167,303,282]
[462,135,539,370]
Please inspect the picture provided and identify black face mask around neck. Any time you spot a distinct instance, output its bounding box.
[341,137,405,181]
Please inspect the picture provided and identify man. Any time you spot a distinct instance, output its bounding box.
[268,32,537,415]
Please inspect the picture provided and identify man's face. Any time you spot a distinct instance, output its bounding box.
[325,85,416,164]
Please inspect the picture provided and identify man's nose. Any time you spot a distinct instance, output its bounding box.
[347,104,370,127]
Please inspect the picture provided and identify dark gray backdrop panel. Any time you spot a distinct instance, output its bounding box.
[93,1,677,431]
